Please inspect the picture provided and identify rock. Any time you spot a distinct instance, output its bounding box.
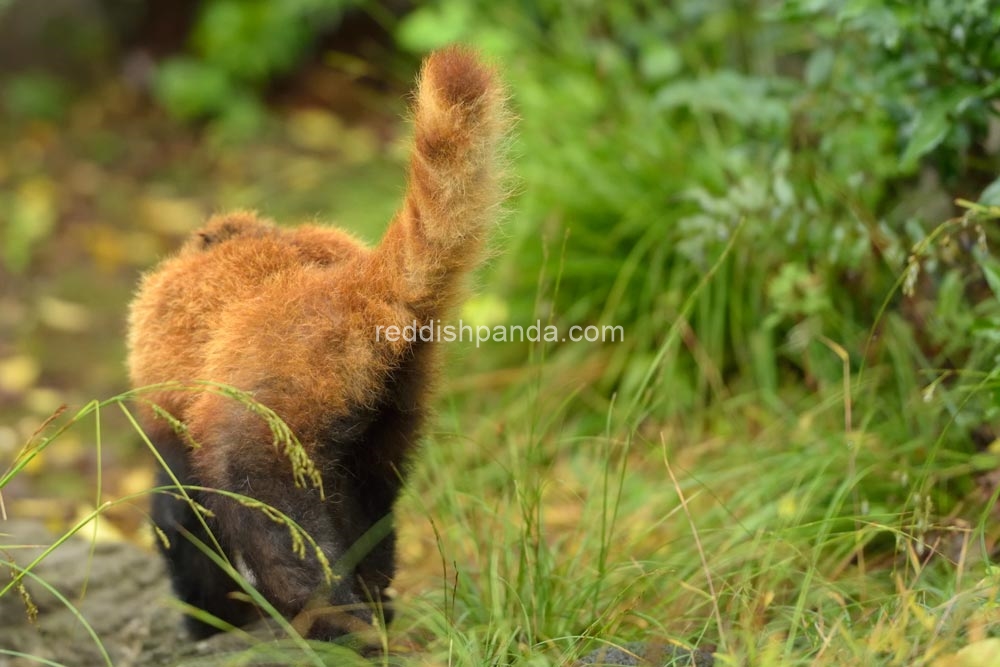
[1,518,179,666]
[0,519,366,667]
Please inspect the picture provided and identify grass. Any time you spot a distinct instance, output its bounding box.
[3,167,999,667]
[378,213,1000,666]
[7,391,999,665]
[386,340,1000,666]
[2,226,999,667]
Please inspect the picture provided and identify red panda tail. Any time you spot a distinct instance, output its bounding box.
[375,46,510,317]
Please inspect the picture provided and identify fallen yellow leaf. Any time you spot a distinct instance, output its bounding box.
[0,355,40,393]
[38,297,92,333]
[286,109,345,153]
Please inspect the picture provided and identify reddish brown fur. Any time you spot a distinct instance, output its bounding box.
[128,46,508,643]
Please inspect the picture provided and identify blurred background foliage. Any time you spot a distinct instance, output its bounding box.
[1,0,999,635]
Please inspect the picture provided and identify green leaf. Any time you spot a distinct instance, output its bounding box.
[654,70,792,129]
[193,0,311,83]
[804,47,834,87]
[153,58,237,120]
[977,256,1000,302]
[980,175,1000,206]
[899,101,951,171]
[639,45,682,83]
[396,1,473,53]
[1,74,68,121]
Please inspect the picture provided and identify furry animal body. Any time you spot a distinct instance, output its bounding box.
[127,47,508,642]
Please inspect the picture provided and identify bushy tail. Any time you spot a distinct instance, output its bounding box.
[376,46,510,317]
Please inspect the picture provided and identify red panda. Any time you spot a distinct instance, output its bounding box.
[127,46,509,643]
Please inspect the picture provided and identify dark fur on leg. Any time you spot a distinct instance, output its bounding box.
[151,412,396,646]
[151,437,258,637]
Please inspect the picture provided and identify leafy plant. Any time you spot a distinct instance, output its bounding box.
[395,0,1000,416]
[153,0,362,124]
[390,4,1000,630]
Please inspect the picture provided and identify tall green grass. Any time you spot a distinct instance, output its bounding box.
[3,338,998,664]
[383,1,1000,657]
[391,323,1000,665]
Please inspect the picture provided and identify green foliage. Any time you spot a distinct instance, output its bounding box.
[1,73,70,121]
[153,0,360,124]
[803,0,1000,177]
[391,8,1000,651]
[154,57,240,120]
[395,0,999,415]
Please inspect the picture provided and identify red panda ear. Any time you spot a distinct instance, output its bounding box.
[184,212,275,252]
